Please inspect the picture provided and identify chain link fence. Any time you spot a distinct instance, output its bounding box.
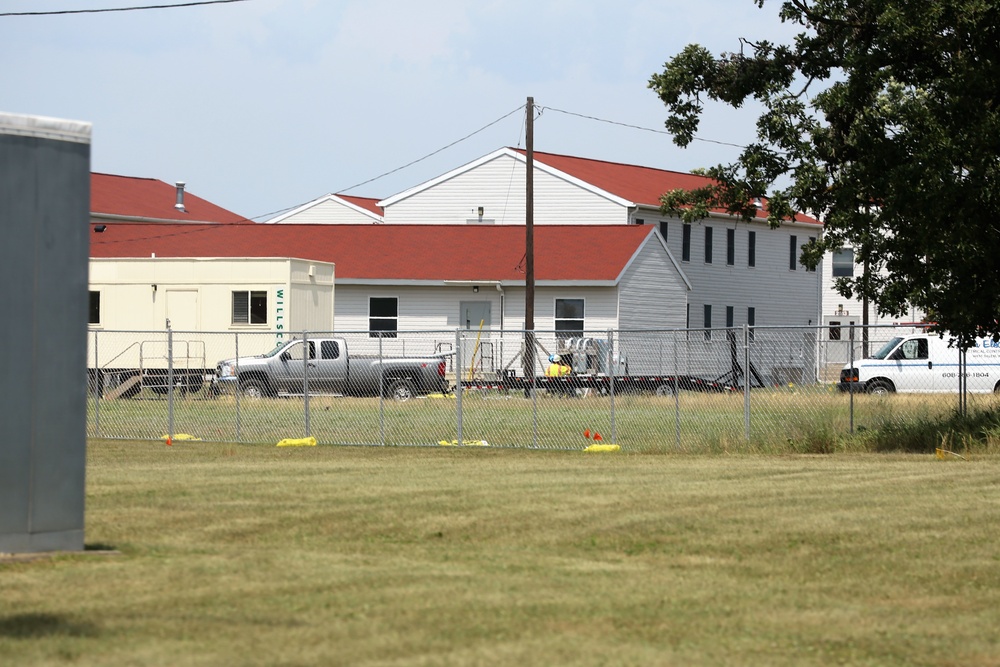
[86,325,998,451]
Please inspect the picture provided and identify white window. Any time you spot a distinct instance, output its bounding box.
[832,248,855,277]
[232,290,267,324]
[555,298,585,338]
[369,297,398,338]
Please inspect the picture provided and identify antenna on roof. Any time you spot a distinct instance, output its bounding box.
[174,181,187,213]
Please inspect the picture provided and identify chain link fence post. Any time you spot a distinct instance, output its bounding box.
[455,328,463,446]
[608,328,617,445]
[303,331,310,438]
[378,334,386,446]
[166,321,175,442]
[93,329,101,437]
[744,324,751,441]
[234,332,241,443]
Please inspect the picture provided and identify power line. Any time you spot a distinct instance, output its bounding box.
[0,0,251,17]
[336,105,524,195]
[537,105,751,151]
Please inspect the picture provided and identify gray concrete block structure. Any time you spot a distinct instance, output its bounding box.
[0,113,92,553]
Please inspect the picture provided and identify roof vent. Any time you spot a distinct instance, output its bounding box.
[174,181,187,212]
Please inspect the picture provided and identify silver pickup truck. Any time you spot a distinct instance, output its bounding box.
[214,337,449,401]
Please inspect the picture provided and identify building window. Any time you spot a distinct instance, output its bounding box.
[704,226,713,264]
[748,306,756,341]
[636,218,644,225]
[832,248,855,277]
[829,321,841,341]
[789,235,798,271]
[703,304,712,341]
[726,228,735,266]
[232,290,267,324]
[682,223,691,262]
[726,306,734,328]
[89,290,100,325]
[369,297,398,337]
[748,231,756,267]
[659,221,668,242]
[555,298,585,338]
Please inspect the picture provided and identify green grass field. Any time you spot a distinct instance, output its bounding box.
[3,442,1000,665]
[87,388,1000,454]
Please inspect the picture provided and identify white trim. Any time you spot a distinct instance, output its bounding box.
[264,193,383,224]
[378,147,634,209]
[0,112,91,144]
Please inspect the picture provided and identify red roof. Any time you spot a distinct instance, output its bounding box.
[90,223,663,283]
[91,173,246,224]
[337,194,383,216]
[520,149,820,225]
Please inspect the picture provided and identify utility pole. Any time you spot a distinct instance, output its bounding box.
[523,96,535,381]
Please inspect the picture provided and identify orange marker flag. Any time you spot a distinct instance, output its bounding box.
[593,432,603,441]
[584,429,591,439]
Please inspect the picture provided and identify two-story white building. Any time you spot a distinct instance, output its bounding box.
[375,147,823,330]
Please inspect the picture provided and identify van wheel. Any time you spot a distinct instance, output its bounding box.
[866,380,893,396]
[993,381,1000,393]
[387,380,415,402]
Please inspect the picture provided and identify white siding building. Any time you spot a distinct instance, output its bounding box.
[90,223,689,375]
[378,147,823,329]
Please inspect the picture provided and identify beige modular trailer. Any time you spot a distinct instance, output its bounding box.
[88,257,334,397]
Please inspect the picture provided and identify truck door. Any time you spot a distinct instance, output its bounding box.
[317,340,348,394]
[888,337,934,392]
[272,340,315,394]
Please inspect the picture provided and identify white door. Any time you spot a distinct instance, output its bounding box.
[460,301,491,376]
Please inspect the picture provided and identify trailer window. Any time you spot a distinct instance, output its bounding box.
[369,297,398,338]
[89,291,100,324]
[232,290,267,325]
[555,298,584,339]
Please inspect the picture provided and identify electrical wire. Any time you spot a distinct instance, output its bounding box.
[335,105,524,195]
[0,0,250,17]
[537,105,750,150]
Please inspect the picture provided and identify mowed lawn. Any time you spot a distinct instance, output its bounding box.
[3,442,1000,666]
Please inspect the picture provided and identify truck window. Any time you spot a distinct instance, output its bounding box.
[284,341,315,361]
[321,341,340,360]
[894,338,928,360]
[872,337,903,359]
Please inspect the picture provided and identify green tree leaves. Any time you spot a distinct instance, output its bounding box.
[650,0,1000,345]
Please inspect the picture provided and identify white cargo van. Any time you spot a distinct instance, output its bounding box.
[838,333,1000,395]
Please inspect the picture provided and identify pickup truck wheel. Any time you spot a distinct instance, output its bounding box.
[654,383,676,397]
[994,380,1000,393]
[387,379,415,402]
[866,380,893,396]
[241,379,269,399]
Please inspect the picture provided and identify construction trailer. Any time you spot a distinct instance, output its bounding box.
[88,257,334,397]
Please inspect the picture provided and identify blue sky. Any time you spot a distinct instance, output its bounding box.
[2,0,803,220]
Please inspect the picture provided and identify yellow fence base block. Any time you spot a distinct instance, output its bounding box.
[935,448,966,460]
[437,439,490,447]
[584,443,621,453]
[276,436,318,447]
[160,434,201,442]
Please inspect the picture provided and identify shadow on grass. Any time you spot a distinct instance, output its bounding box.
[0,613,99,639]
